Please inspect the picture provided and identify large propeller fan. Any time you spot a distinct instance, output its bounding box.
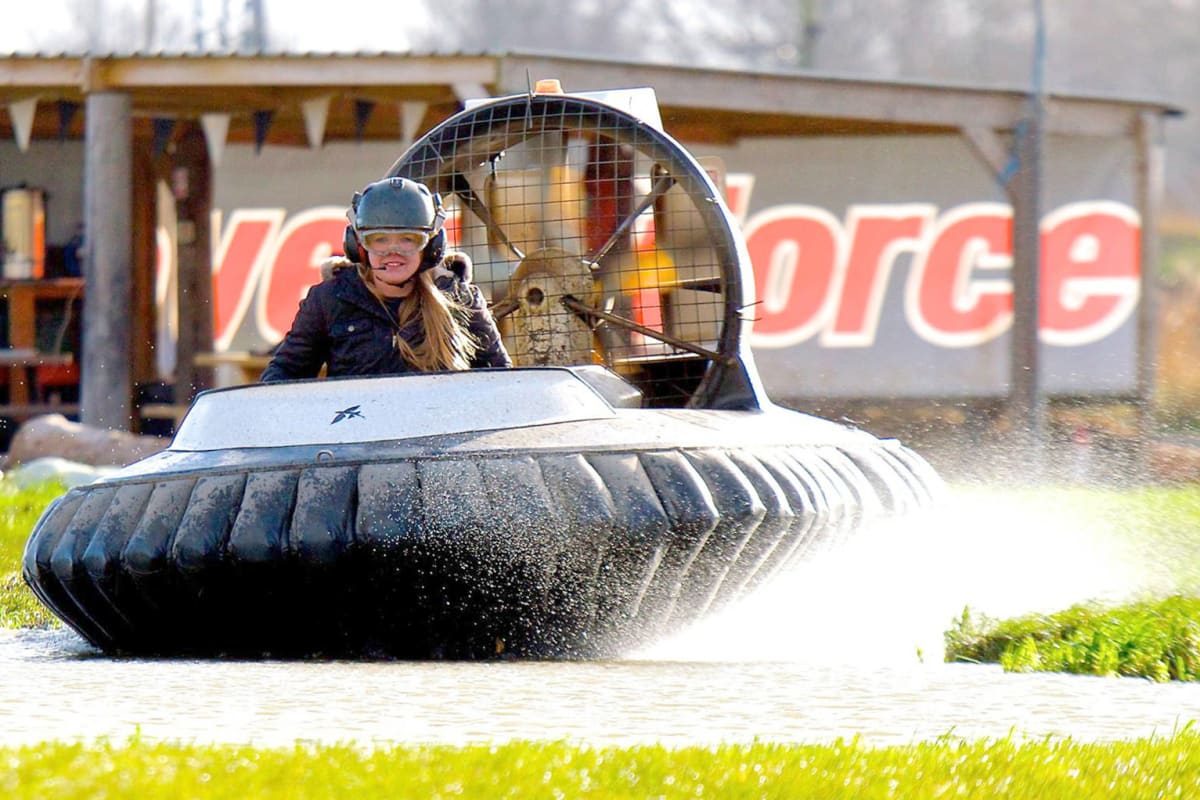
[388,88,749,408]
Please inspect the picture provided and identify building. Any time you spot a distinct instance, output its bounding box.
[0,51,1181,441]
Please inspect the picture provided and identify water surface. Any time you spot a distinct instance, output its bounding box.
[5,488,1194,748]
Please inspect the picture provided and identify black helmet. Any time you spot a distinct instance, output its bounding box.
[343,177,446,268]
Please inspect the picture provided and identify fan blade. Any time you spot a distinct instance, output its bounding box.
[560,295,723,362]
[489,296,521,320]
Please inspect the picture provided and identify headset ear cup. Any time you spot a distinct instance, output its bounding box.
[342,225,362,264]
[419,228,446,271]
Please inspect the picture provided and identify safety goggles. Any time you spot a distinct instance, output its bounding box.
[361,230,432,257]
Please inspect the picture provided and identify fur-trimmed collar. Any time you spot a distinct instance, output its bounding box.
[320,256,357,281]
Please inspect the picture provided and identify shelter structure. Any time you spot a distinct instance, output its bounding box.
[0,51,1181,439]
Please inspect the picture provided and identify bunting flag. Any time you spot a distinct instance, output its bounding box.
[353,99,375,142]
[301,96,331,150]
[400,100,428,144]
[200,112,230,166]
[152,117,176,158]
[9,96,38,153]
[56,100,81,142]
[452,83,487,104]
[252,109,274,154]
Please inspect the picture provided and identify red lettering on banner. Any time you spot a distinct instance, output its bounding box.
[747,200,1141,350]
[201,197,1140,354]
[1040,201,1140,346]
[744,205,842,347]
[212,209,285,349]
[907,203,1013,348]
[255,207,346,343]
[824,205,935,347]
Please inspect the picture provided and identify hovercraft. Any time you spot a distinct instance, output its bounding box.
[23,83,943,658]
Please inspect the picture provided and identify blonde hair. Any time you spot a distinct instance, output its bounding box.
[358,263,479,371]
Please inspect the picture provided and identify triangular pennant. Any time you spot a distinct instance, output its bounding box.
[56,100,80,142]
[452,83,487,104]
[301,96,331,150]
[353,99,375,142]
[9,96,38,153]
[400,101,427,144]
[250,108,274,154]
[252,109,274,154]
[152,117,176,158]
[200,112,230,167]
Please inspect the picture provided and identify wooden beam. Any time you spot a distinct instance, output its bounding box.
[960,124,1011,181]
[1,53,1179,146]
[99,54,498,89]
[0,56,84,89]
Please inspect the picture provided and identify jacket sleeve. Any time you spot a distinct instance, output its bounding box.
[462,283,512,368]
[259,285,332,382]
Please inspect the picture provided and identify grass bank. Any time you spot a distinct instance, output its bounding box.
[945,595,1200,681]
[0,481,62,629]
[4,733,1200,799]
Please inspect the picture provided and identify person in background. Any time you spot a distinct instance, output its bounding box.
[261,177,511,382]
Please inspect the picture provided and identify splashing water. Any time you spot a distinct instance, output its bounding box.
[636,484,1152,665]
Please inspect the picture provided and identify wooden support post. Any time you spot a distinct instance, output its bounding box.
[959,117,1046,454]
[131,136,158,411]
[1136,111,1165,449]
[81,90,133,430]
[1007,0,1048,456]
[1007,113,1045,451]
[172,122,214,403]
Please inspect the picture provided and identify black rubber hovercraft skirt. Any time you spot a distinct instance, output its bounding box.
[22,426,938,659]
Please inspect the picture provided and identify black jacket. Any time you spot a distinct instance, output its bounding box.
[260,255,511,382]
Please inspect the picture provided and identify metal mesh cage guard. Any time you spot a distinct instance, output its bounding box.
[388,94,758,410]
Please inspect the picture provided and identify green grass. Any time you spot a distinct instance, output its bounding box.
[0,480,65,629]
[945,596,1200,681]
[4,733,1200,799]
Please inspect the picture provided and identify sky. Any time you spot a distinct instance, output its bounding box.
[0,0,433,54]
[0,0,749,61]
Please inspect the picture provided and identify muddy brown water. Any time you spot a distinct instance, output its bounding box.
[5,489,1198,748]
